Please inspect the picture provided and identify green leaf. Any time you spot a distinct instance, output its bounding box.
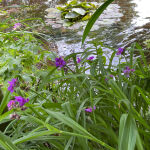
[65,12,80,19]
[63,20,73,27]
[72,8,86,15]
[118,114,138,150]
[136,132,144,150]
[108,79,127,99]
[57,6,66,11]
[13,130,58,145]
[64,137,74,150]
[82,14,91,21]
[136,43,147,68]
[0,91,11,115]
[0,131,19,150]
[0,110,13,124]
[82,0,114,44]
[42,103,61,109]
[45,109,115,150]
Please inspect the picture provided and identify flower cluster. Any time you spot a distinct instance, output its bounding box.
[55,57,66,68]
[7,96,29,110]
[13,23,21,30]
[7,78,29,119]
[116,48,124,55]
[7,100,16,110]
[8,78,17,93]
[55,56,95,68]
[15,96,29,107]
[7,96,29,119]
[85,106,96,112]
[123,66,135,77]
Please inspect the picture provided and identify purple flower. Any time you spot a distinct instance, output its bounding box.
[77,57,81,63]
[85,106,96,112]
[109,75,113,78]
[116,48,124,55]
[7,96,29,112]
[13,23,21,30]
[15,96,29,107]
[131,69,135,72]
[85,108,92,112]
[123,66,134,77]
[87,56,94,60]
[8,78,17,93]
[105,78,108,81]
[55,57,66,68]
[7,100,16,110]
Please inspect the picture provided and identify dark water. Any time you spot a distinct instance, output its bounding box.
[1,0,150,58]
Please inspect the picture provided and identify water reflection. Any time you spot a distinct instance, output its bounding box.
[132,0,150,27]
[53,0,150,55]
[2,0,47,6]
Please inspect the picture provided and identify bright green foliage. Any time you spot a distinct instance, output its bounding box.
[57,0,97,26]
[144,39,150,48]
[0,31,150,149]
[0,131,19,150]
[0,1,150,150]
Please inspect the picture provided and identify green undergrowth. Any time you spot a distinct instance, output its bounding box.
[0,0,150,150]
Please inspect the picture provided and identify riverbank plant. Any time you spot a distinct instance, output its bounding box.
[0,0,150,150]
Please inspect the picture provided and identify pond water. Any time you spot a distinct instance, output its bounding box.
[1,0,150,58]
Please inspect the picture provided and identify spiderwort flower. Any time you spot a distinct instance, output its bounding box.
[123,66,131,77]
[87,56,94,60]
[105,78,108,81]
[85,108,92,112]
[8,96,29,119]
[15,96,29,107]
[85,106,96,112]
[8,78,17,93]
[131,69,135,72]
[55,57,66,68]
[13,23,21,30]
[77,57,81,63]
[116,48,124,55]
[123,66,134,77]
[109,75,113,78]
[7,100,16,110]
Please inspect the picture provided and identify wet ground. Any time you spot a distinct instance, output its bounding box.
[1,0,150,58]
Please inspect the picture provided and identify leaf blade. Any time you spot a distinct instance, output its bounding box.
[82,0,114,44]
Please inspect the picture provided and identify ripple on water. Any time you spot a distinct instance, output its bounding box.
[1,0,150,57]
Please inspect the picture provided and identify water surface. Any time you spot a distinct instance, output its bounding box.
[1,0,150,57]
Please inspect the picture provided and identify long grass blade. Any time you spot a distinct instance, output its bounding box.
[82,0,114,44]
[0,131,19,150]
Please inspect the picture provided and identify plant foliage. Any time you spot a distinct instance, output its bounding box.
[0,0,150,150]
[57,0,97,26]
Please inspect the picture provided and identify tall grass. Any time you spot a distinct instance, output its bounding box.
[0,0,150,150]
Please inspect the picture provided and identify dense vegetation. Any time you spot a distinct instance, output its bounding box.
[0,0,150,150]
